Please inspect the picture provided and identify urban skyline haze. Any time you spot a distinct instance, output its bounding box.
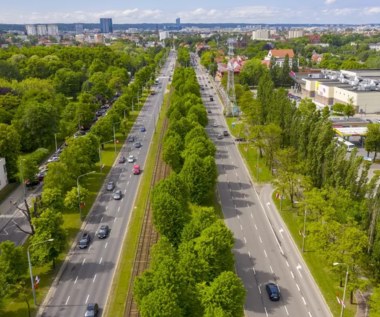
[1,0,380,25]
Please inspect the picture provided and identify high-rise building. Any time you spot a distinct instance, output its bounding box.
[252,29,271,40]
[288,29,304,39]
[176,17,180,25]
[25,24,37,36]
[100,18,113,33]
[47,24,59,36]
[25,24,58,36]
[36,25,48,36]
[75,24,84,34]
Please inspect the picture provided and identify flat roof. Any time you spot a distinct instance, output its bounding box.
[334,127,367,137]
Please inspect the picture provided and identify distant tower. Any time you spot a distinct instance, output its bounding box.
[100,18,113,33]
[176,17,181,30]
[226,38,238,116]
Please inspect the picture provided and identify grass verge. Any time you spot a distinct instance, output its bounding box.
[104,93,170,317]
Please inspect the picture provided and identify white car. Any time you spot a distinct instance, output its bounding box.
[213,122,218,127]
[127,155,135,163]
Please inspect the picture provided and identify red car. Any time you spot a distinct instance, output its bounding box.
[133,164,140,175]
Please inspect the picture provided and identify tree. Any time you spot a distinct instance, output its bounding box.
[18,156,39,183]
[64,186,89,211]
[162,133,184,173]
[181,207,217,242]
[200,271,246,317]
[0,123,21,180]
[41,187,64,210]
[239,58,268,87]
[54,68,84,97]
[0,241,28,285]
[43,162,73,193]
[365,123,380,160]
[262,123,282,172]
[369,287,380,316]
[139,288,183,317]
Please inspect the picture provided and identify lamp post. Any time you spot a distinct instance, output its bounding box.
[301,209,307,253]
[19,158,26,199]
[113,121,121,156]
[77,171,95,220]
[27,239,54,306]
[333,262,349,317]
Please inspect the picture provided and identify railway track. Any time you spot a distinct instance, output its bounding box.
[124,115,170,317]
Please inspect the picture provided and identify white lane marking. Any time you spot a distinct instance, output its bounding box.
[296,283,300,291]
[259,236,263,243]
[85,294,90,304]
[308,312,313,317]
[251,213,253,219]
[65,296,70,305]
[118,206,121,213]
[264,307,269,317]
[248,251,251,258]
[264,250,268,258]
[240,225,243,231]
[286,260,290,267]
[290,271,295,279]
[127,181,129,186]
[243,237,247,244]
[93,274,97,283]
[252,266,256,274]
[105,242,108,249]
[279,228,284,238]
[124,189,127,194]
[235,172,238,177]
[269,265,273,273]
[82,258,86,265]
[297,264,303,278]
[258,285,262,294]
[302,296,307,305]
[114,217,117,223]
[284,306,289,316]
[99,257,103,265]
[74,276,78,284]
[254,224,258,230]
[100,217,103,222]
[237,214,240,220]
[105,206,108,210]
[264,202,285,255]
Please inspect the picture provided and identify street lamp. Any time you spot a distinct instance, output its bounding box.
[333,262,349,317]
[19,158,26,199]
[113,121,121,156]
[54,133,58,152]
[77,171,95,220]
[27,239,54,306]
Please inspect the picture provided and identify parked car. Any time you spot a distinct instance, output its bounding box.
[133,164,140,175]
[217,134,223,140]
[47,155,59,163]
[210,97,214,101]
[113,189,122,200]
[134,142,142,148]
[84,303,99,317]
[265,282,280,301]
[97,225,110,239]
[208,110,212,114]
[118,156,126,163]
[127,135,135,142]
[78,233,91,249]
[25,179,40,188]
[127,155,135,163]
[223,130,229,136]
[213,122,218,127]
[140,126,146,132]
[106,181,115,191]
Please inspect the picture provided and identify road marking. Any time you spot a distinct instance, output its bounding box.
[264,250,268,257]
[100,217,103,222]
[248,251,251,258]
[254,224,257,230]
[93,274,97,283]
[85,294,90,304]
[99,257,102,264]
[82,258,86,265]
[252,266,256,274]
[244,237,247,244]
[286,260,290,267]
[237,214,240,219]
[302,296,307,305]
[290,271,295,279]
[105,242,108,249]
[65,296,70,305]
[240,225,243,231]
[264,307,268,317]
[251,213,253,219]
[124,189,127,194]
[114,217,117,223]
[308,312,313,317]
[127,181,129,186]
[279,228,284,238]
[259,236,263,243]
[284,305,289,316]
[297,264,303,278]
[118,206,121,213]
[74,276,78,284]
[106,206,108,210]
[296,283,300,291]
[269,265,273,273]
[258,285,261,294]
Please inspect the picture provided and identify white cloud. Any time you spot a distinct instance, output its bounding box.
[364,7,380,15]
[324,0,336,4]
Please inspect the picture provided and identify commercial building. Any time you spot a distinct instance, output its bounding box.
[176,17,181,26]
[293,69,380,113]
[0,158,8,191]
[75,24,84,34]
[159,31,170,41]
[100,18,113,33]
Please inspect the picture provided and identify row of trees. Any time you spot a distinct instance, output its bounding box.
[235,66,380,306]
[0,45,167,310]
[134,49,246,317]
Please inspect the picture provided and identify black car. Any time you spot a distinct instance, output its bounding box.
[134,142,142,148]
[97,225,110,239]
[79,233,91,249]
[25,179,40,188]
[84,303,99,317]
[127,135,135,142]
[118,156,126,163]
[223,130,229,136]
[265,282,280,301]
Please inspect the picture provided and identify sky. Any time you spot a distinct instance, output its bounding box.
[1,0,380,25]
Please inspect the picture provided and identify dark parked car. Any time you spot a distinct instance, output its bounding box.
[97,225,110,239]
[79,233,91,249]
[235,137,246,142]
[140,126,146,132]
[134,142,142,148]
[210,97,214,101]
[223,130,229,136]
[25,179,40,188]
[118,156,126,163]
[265,282,280,301]
[127,135,135,142]
[106,181,115,191]
[84,303,99,317]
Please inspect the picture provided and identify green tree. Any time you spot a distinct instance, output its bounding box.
[162,133,184,173]
[64,186,89,211]
[43,162,73,193]
[0,241,28,285]
[369,287,380,316]
[41,187,64,210]
[140,288,183,317]
[365,123,380,160]
[0,123,21,180]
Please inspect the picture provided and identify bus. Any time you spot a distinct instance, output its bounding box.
[335,137,355,152]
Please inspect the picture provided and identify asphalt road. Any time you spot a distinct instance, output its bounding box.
[37,51,176,317]
[192,54,332,317]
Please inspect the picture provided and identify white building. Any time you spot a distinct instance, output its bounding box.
[47,24,59,36]
[288,29,304,39]
[159,31,170,41]
[252,29,270,40]
[369,43,380,51]
[25,24,59,36]
[36,25,48,36]
[25,24,37,36]
[0,158,8,191]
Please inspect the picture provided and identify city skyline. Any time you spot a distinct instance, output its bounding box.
[1,0,380,25]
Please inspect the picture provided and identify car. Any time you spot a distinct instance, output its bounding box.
[210,97,214,101]
[127,155,135,163]
[78,233,91,249]
[133,164,140,175]
[223,130,229,136]
[118,156,126,163]
[235,137,246,142]
[97,225,110,239]
[84,303,99,317]
[106,181,115,191]
[140,126,146,132]
[363,156,374,162]
[208,110,212,114]
[113,189,122,200]
[265,282,280,301]
[217,134,223,140]
[127,135,135,142]
[36,170,47,181]
[47,155,59,163]
[213,122,218,127]
[134,142,142,148]
[25,179,40,188]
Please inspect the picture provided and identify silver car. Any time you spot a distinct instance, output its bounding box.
[113,189,122,200]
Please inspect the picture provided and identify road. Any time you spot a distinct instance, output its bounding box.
[192,54,332,317]
[37,50,176,317]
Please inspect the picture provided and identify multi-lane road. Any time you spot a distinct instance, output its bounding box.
[193,54,332,317]
[37,51,176,317]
